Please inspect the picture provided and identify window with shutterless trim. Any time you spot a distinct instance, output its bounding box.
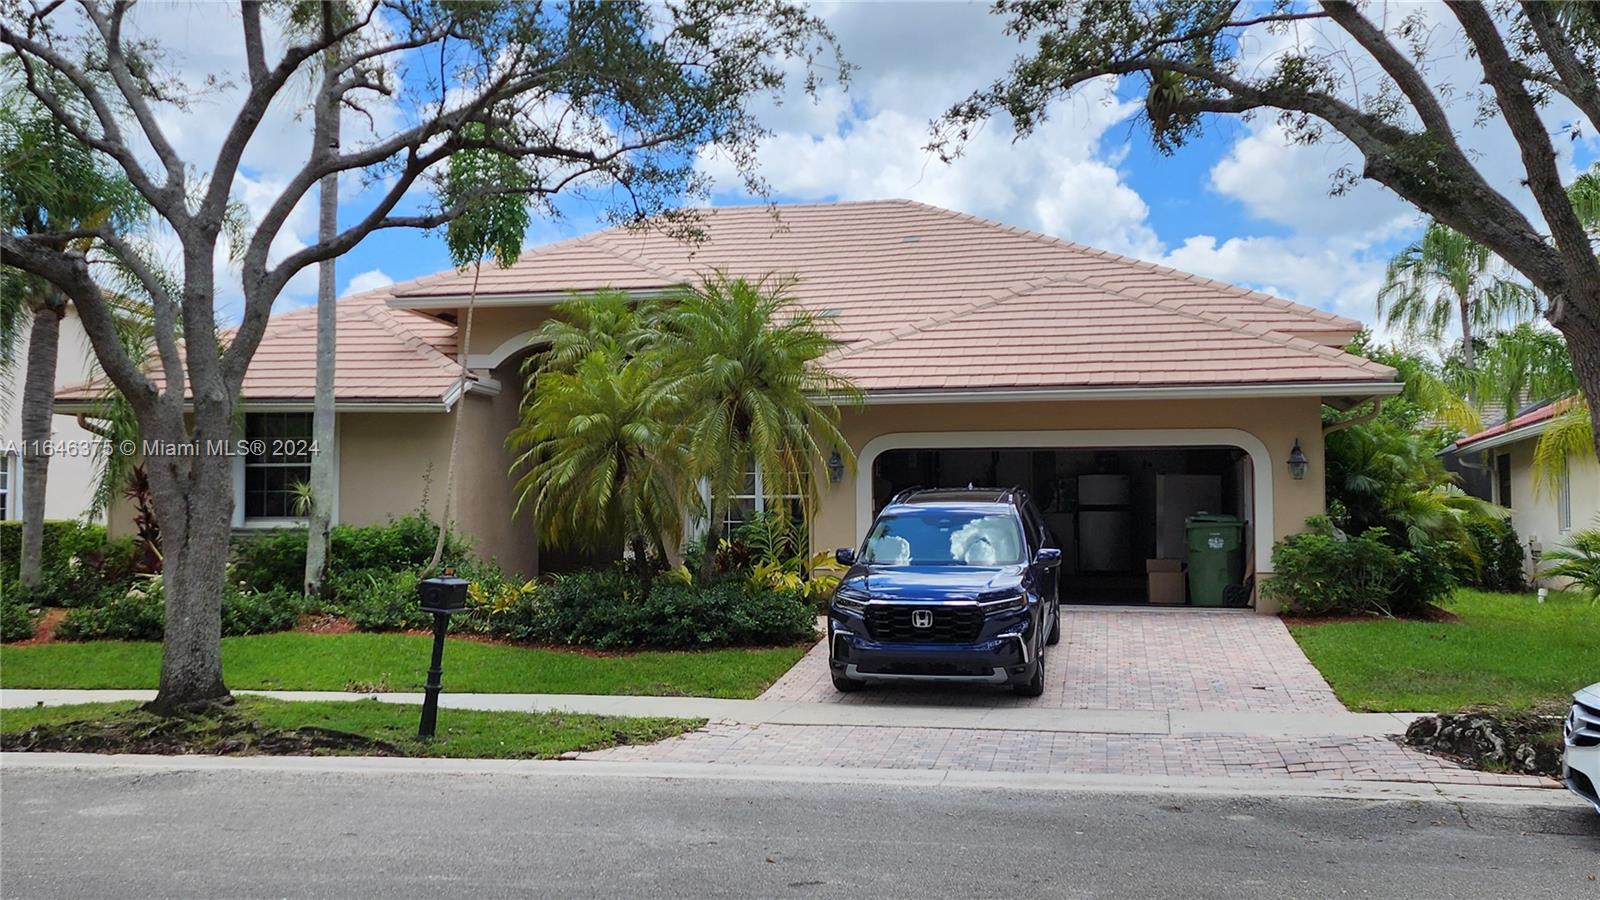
[242,412,312,520]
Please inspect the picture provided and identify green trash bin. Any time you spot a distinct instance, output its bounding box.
[1185,514,1244,607]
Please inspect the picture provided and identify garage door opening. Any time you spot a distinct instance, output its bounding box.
[871,445,1255,606]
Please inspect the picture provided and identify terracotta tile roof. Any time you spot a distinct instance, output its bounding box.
[1456,398,1575,448]
[57,290,465,404]
[390,199,1388,393]
[59,200,1394,404]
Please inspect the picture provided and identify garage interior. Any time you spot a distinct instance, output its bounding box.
[871,445,1255,605]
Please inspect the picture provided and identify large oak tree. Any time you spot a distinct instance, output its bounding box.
[0,0,842,712]
[935,1,1600,454]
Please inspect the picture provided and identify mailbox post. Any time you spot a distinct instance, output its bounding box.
[416,570,469,739]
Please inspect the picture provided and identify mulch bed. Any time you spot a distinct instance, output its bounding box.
[7,608,69,647]
[0,706,401,757]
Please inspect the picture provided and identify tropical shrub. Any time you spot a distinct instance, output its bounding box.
[231,513,468,594]
[0,520,110,585]
[221,586,306,636]
[0,598,38,643]
[1451,516,1526,593]
[332,568,430,632]
[514,567,815,649]
[1541,528,1600,604]
[56,578,165,641]
[54,577,304,641]
[1264,518,1456,617]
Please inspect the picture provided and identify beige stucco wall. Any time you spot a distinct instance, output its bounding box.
[808,396,1330,614]
[463,306,559,366]
[339,387,537,576]
[1496,438,1600,588]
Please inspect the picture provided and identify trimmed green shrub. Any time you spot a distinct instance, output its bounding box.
[1264,519,1456,618]
[333,568,430,632]
[56,581,165,642]
[55,578,304,641]
[230,513,469,594]
[516,568,816,649]
[0,520,110,585]
[0,598,39,643]
[1451,517,1526,593]
[221,586,305,636]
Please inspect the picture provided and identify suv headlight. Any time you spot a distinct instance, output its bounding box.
[832,590,870,613]
[979,593,1028,614]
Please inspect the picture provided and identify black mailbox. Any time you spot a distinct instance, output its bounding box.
[418,574,469,614]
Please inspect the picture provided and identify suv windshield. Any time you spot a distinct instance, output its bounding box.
[861,508,1025,566]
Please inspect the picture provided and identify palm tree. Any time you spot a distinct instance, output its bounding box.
[1,84,143,588]
[507,351,691,590]
[1540,525,1600,604]
[656,273,863,579]
[533,290,658,376]
[1377,221,1538,371]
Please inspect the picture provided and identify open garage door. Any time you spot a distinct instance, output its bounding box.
[870,444,1256,607]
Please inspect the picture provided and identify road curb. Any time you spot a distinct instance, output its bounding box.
[0,751,1573,809]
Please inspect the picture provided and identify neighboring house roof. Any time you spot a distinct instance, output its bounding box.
[1454,399,1572,452]
[58,199,1398,406]
[57,290,466,407]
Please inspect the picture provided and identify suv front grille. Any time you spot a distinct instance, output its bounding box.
[863,605,983,643]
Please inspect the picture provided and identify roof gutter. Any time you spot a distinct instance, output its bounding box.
[57,399,456,416]
[857,381,1405,406]
[1454,420,1553,454]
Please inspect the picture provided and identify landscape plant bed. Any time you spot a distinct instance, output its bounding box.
[0,632,810,699]
[0,696,703,760]
[1289,589,1598,713]
[1401,711,1565,777]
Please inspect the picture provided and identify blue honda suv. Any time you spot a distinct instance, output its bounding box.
[827,488,1061,696]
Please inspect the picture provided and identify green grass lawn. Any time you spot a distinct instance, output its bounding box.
[1288,589,1599,713]
[0,696,701,759]
[0,632,808,699]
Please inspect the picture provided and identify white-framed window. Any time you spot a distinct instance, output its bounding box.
[0,452,14,520]
[1558,454,1572,533]
[704,463,805,541]
[242,412,312,521]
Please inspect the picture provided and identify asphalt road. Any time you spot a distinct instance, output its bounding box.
[1,765,1597,899]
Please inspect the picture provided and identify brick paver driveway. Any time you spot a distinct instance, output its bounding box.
[758,607,1344,713]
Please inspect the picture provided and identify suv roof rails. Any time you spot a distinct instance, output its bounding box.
[889,486,1029,506]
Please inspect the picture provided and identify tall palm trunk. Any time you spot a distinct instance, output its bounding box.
[426,260,483,572]
[303,35,341,598]
[17,299,62,589]
[1457,292,1476,373]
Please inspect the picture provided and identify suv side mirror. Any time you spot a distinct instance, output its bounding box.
[835,547,857,567]
[1033,548,1062,569]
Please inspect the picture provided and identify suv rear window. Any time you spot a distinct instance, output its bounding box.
[862,509,1025,566]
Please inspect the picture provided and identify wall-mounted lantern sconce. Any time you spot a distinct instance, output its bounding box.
[827,448,846,484]
[1286,439,1309,481]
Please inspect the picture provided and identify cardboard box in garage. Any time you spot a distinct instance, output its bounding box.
[1146,559,1187,605]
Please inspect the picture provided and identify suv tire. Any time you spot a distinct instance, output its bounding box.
[1013,658,1045,697]
[832,671,864,692]
[1045,604,1061,646]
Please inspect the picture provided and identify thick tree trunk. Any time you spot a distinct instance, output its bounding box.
[1549,280,1600,467]
[304,50,341,599]
[145,406,234,713]
[17,303,62,589]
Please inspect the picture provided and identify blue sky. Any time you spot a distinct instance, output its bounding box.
[132,1,1594,336]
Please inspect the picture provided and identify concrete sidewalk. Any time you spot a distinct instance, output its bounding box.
[0,688,1423,738]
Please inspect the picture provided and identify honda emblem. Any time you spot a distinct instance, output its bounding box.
[912,609,933,629]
